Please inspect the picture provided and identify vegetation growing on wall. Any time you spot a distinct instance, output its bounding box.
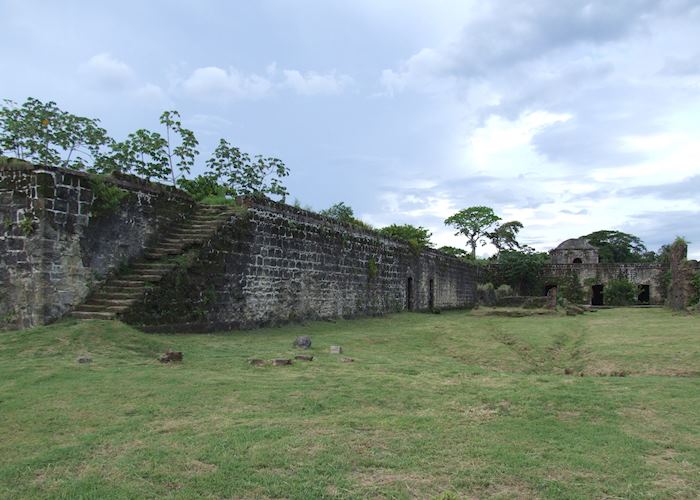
[89,177,128,217]
[604,278,638,306]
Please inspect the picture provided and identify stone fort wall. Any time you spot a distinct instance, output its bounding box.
[124,199,477,331]
[1,162,477,331]
[0,162,194,329]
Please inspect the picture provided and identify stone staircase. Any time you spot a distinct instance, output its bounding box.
[71,204,236,320]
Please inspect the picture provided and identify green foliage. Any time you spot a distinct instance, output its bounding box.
[18,214,35,236]
[378,224,433,249]
[367,257,378,279]
[159,110,199,184]
[0,97,112,169]
[89,176,128,216]
[582,230,650,263]
[495,284,514,298]
[494,250,549,295]
[177,174,230,202]
[604,279,638,306]
[438,246,468,259]
[206,138,289,200]
[689,272,700,306]
[559,270,584,304]
[477,282,496,305]
[319,201,373,230]
[487,220,525,251]
[444,206,501,259]
[319,201,355,223]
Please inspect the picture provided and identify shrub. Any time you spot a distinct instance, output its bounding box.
[89,177,127,216]
[690,272,700,306]
[604,279,637,306]
[495,284,514,298]
[477,283,496,306]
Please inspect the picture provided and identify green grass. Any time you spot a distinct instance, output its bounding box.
[0,308,698,498]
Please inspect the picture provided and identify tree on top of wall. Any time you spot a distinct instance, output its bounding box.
[378,224,433,249]
[582,230,652,263]
[0,97,112,169]
[0,97,291,201]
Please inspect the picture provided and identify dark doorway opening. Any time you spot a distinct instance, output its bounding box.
[573,258,583,264]
[638,284,650,304]
[429,278,435,310]
[544,284,557,296]
[592,284,604,306]
[406,277,413,310]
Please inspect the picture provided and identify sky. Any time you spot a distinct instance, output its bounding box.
[2,0,700,258]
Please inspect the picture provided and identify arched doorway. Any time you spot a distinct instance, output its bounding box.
[406,277,413,311]
[544,284,557,296]
[573,258,582,264]
[428,278,435,310]
[638,284,650,304]
[591,284,604,306]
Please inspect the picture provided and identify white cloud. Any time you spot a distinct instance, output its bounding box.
[80,53,136,90]
[182,66,272,101]
[181,64,353,101]
[282,69,352,95]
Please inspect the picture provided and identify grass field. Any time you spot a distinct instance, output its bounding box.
[0,308,698,499]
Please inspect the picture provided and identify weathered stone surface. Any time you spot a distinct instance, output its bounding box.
[125,199,478,332]
[271,358,292,366]
[329,345,343,354]
[293,336,312,349]
[0,163,194,330]
[159,350,183,363]
[294,354,314,361]
[76,355,92,364]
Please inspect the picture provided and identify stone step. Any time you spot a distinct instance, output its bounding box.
[92,291,144,300]
[70,311,116,320]
[119,273,164,282]
[74,304,129,313]
[123,265,172,274]
[87,298,137,307]
[107,279,148,287]
[130,262,175,270]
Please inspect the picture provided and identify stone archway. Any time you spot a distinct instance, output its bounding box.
[638,284,650,304]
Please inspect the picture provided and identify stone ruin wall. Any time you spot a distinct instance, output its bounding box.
[125,199,478,332]
[544,263,666,304]
[0,162,194,329]
[2,163,477,331]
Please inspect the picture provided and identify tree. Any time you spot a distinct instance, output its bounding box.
[0,97,112,169]
[582,230,649,263]
[444,206,501,259]
[488,220,524,251]
[604,279,637,306]
[438,246,469,259]
[205,138,289,200]
[319,202,356,223]
[494,249,549,295]
[378,224,433,248]
[109,129,170,181]
[160,110,199,184]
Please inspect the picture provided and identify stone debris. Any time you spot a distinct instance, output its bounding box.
[76,355,92,364]
[272,358,292,366]
[341,357,354,363]
[159,350,183,363]
[292,335,312,349]
[329,345,343,354]
[248,358,267,366]
[294,354,314,361]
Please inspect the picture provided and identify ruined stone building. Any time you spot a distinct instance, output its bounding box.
[545,238,666,305]
[0,162,477,331]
